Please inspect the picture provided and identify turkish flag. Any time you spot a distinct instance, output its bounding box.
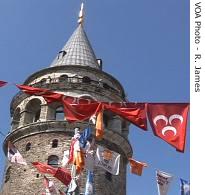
[147,103,189,152]
[54,167,71,186]
[32,162,57,175]
[62,96,102,122]
[16,84,64,103]
[0,80,7,87]
[104,103,147,130]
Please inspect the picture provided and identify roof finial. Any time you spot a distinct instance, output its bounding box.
[78,2,84,25]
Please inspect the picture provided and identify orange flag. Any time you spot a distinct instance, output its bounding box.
[96,110,104,140]
[74,151,85,174]
[128,158,147,176]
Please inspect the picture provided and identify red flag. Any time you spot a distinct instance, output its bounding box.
[32,162,57,175]
[0,80,7,87]
[54,167,71,186]
[128,158,147,176]
[16,84,64,103]
[104,103,147,130]
[147,103,189,152]
[62,96,101,122]
[68,138,77,164]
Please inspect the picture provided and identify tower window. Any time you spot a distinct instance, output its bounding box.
[24,99,41,124]
[82,76,91,83]
[103,113,109,128]
[103,83,110,90]
[57,50,67,59]
[52,139,58,148]
[34,109,41,122]
[55,106,64,120]
[59,74,68,82]
[26,143,31,151]
[105,171,112,181]
[48,155,59,167]
[40,78,47,85]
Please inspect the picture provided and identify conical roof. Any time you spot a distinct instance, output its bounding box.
[50,24,99,69]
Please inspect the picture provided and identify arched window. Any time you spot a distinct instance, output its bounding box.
[24,99,41,124]
[103,113,109,128]
[55,106,64,120]
[105,171,112,181]
[12,107,21,130]
[59,74,68,82]
[82,76,91,83]
[34,109,41,122]
[52,139,58,148]
[48,155,59,167]
[57,50,67,59]
[103,83,110,90]
[40,78,47,85]
[25,143,31,151]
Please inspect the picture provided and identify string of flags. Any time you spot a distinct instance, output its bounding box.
[0,80,190,152]
[1,79,190,194]
[7,136,190,195]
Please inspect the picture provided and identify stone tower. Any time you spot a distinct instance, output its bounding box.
[1,5,132,195]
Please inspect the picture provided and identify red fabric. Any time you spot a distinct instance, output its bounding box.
[68,138,77,164]
[104,103,147,130]
[0,80,7,87]
[54,167,72,186]
[128,158,147,176]
[16,84,64,103]
[147,103,189,152]
[62,96,101,122]
[43,176,49,188]
[17,85,147,130]
[33,162,71,186]
[32,162,57,175]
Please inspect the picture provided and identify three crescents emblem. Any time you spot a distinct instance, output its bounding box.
[153,114,183,136]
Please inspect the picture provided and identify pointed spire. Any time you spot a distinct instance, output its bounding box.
[50,3,100,69]
[78,3,84,25]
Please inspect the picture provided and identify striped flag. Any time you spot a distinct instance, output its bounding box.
[180,179,190,195]
[156,170,173,195]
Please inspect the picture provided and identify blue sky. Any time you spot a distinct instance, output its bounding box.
[0,0,189,194]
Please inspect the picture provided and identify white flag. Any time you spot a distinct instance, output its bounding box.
[156,170,173,195]
[95,145,120,175]
[67,179,77,193]
[7,141,27,165]
[84,141,95,172]
[61,150,69,167]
